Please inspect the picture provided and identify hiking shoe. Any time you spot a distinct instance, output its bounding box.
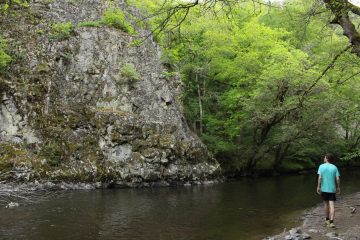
[328,222,336,228]
[324,220,330,226]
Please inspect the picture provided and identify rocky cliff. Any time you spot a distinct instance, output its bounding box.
[0,0,220,186]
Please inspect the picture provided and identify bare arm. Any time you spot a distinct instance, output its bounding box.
[336,176,341,194]
[317,175,322,194]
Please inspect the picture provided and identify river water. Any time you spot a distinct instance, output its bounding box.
[1,170,359,240]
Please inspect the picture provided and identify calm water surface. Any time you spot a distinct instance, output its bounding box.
[1,170,359,240]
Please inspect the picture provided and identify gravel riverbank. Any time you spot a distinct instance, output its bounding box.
[268,192,360,240]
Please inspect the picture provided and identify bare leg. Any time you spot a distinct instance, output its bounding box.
[323,201,330,219]
[329,201,335,221]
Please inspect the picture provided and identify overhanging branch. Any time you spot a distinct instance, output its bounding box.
[323,0,360,57]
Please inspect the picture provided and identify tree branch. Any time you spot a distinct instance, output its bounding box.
[336,70,360,84]
[323,0,360,57]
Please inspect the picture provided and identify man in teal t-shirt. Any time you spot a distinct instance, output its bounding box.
[317,153,340,228]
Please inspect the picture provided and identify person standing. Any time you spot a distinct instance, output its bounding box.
[317,153,340,228]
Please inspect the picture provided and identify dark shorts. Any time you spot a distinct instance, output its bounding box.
[321,192,336,201]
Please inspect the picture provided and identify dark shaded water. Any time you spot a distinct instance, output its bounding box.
[1,169,360,240]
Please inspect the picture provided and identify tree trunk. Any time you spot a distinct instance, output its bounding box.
[323,0,360,57]
[196,72,203,135]
[273,143,291,171]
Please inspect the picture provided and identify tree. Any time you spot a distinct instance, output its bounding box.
[121,0,360,173]
[145,0,360,58]
[148,0,360,173]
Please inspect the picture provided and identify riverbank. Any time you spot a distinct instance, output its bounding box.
[268,192,360,240]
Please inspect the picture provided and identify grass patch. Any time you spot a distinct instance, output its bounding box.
[161,71,177,81]
[119,63,140,84]
[0,37,12,70]
[0,143,32,172]
[50,22,74,40]
[102,7,134,34]
[128,39,143,47]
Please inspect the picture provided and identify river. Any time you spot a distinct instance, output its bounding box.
[1,169,359,240]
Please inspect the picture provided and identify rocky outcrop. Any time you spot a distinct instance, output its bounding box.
[0,0,220,185]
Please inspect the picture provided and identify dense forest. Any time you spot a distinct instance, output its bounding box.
[1,0,360,176]
[131,0,360,174]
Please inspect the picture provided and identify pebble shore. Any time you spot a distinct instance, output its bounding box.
[267,192,360,240]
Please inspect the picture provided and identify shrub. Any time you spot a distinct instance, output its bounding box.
[0,37,12,70]
[128,39,143,47]
[41,143,62,167]
[1,0,29,14]
[102,7,134,34]
[0,143,31,172]
[342,149,360,162]
[120,63,140,83]
[161,71,176,81]
[50,22,74,40]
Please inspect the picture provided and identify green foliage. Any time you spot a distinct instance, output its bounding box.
[342,150,360,162]
[119,63,140,83]
[128,39,143,47]
[0,143,18,170]
[0,37,11,71]
[76,8,136,33]
[0,143,32,173]
[102,7,134,34]
[129,0,163,13]
[50,22,74,40]
[0,0,29,14]
[41,142,62,167]
[161,70,176,80]
[145,0,360,173]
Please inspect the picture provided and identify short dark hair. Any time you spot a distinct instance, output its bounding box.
[325,153,335,163]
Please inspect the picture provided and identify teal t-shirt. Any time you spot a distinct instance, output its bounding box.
[317,163,340,193]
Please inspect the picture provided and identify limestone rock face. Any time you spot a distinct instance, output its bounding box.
[0,0,220,184]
